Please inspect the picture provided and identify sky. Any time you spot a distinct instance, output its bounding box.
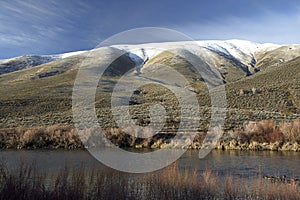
[0,0,300,59]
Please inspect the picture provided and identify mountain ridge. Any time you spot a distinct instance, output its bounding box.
[0,39,293,76]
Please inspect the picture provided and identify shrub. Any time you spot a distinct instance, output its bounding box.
[264,130,285,143]
[0,125,83,149]
[239,120,299,144]
[280,120,300,143]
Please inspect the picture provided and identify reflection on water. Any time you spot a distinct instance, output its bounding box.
[181,150,300,179]
[0,149,299,179]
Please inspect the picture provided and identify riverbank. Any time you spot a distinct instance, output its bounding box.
[0,120,299,151]
[216,119,300,151]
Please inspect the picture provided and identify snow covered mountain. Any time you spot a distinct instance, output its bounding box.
[113,40,281,75]
[0,50,86,75]
[0,40,297,79]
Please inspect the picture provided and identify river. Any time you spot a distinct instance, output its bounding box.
[0,149,299,179]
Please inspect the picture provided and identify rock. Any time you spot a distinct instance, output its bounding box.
[227,139,237,149]
[269,142,280,151]
[135,144,143,149]
[251,87,262,94]
[133,89,141,95]
[151,139,163,149]
[249,141,261,150]
[189,142,200,149]
[239,89,245,96]
[291,143,300,151]
[281,142,293,151]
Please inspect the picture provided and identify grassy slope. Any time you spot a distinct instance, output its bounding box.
[0,48,137,128]
[0,48,299,131]
[227,56,300,112]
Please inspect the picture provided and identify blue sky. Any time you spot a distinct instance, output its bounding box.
[0,0,300,58]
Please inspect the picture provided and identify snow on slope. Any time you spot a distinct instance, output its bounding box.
[46,50,87,59]
[114,40,279,63]
[197,39,259,57]
[0,55,59,75]
[0,40,282,76]
[197,40,280,73]
[113,40,280,75]
[0,50,87,65]
[0,50,87,75]
[113,44,167,62]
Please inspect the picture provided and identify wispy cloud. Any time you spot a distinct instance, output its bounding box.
[0,33,37,46]
[173,8,300,44]
[0,0,90,50]
[0,0,299,58]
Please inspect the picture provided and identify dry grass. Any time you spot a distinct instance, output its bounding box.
[202,168,217,195]
[223,175,249,199]
[145,164,213,199]
[0,125,177,149]
[280,120,300,143]
[228,119,300,144]
[0,120,299,150]
[0,160,299,200]
[250,178,300,200]
[0,125,83,149]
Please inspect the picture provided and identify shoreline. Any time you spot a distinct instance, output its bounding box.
[0,119,299,151]
[0,138,299,152]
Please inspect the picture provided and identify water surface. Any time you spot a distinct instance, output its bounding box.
[0,149,299,179]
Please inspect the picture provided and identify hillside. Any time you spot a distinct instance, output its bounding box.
[0,40,299,149]
[0,51,87,75]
